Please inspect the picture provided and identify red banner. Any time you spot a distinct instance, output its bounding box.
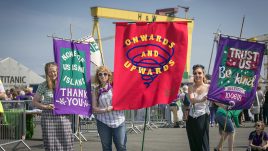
[112,22,188,110]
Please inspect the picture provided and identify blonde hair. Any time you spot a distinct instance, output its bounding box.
[45,62,57,90]
[94,66,113,86]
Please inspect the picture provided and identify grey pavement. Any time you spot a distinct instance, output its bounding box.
[1,122,256,151]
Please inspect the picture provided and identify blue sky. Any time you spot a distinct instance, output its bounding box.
[0,0,267,76]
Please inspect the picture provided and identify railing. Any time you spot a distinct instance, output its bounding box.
[0,99,174,150]
[0,100,31,151]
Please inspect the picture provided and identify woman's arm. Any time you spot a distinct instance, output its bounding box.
[262,140,268,149]
[214,102,227,108]
[188,86,207,104]
[32,93,53,110]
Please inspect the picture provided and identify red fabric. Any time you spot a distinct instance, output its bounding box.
[112,22,188,110]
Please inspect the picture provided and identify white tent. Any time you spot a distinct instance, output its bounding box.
[0,57,45,89]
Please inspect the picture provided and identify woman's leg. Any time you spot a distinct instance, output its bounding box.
[186,114,209,151]
[170,106,179,127]
[263,108,268,125]
[216,132,228,150]
[228,132,235,151]
[113,122,127,151]
[97,120,113,151]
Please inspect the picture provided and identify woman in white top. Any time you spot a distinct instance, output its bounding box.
[186,64,210,151]
[0,80,6,100]
[92,66,127,151]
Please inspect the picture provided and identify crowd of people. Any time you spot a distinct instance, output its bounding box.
[168,64,268,151]
[1,62,268,151]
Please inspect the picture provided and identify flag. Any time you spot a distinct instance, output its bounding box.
[53,39,91,115]
[81,36,103,67]
[207,36,265,109]
[112,22,188,110]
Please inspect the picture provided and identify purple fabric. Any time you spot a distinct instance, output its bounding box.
[207,36,265,110]
[53,39,91,115]
[98,84,112,98]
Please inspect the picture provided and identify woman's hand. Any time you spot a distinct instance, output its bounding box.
[107,106,113,112]
[201,95,207,102]
[45,104,54,110]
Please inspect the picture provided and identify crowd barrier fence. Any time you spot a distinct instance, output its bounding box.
[0,100,31,151]
[0,100,174,149]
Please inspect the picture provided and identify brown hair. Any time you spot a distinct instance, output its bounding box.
[45,62,57,90]
[192,64,207,84]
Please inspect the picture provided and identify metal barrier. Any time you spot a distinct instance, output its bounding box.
[125,105,172,134]
[0,99,173,151]
[0,100,31,151]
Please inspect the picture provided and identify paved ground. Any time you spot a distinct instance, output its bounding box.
[1,121,255,151]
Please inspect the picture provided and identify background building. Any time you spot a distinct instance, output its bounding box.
[0,57,45,90]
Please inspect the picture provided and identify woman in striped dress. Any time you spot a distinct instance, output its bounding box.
[32,62,74,151]
[92,66,127,151]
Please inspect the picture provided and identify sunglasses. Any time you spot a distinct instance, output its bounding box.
[98,72,108,77]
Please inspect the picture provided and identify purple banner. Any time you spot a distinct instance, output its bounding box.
[53,39,91,115]
[207,36,265,109]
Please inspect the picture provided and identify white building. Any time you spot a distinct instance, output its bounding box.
[0,57,45,89]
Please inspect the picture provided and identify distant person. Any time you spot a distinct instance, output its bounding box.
[251,86,264,122]
[0,80,6,100]
[186,64,210,151]
[32,62,74,151]
[5,89,12,100]
[169,89,180,128]
[263,87,268,125]
[248,121,268,151]
[0,79,6,123]
[92,66,127,151]
[209,101,218,127]
[214,102,242,151]
[181,85,189,128]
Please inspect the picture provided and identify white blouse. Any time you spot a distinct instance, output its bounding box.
[189,91,210,118]
[96,88,125,128]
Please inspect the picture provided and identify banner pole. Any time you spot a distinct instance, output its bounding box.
[78,116,83,151]
[141,108,148,151]
[223,108,229,132]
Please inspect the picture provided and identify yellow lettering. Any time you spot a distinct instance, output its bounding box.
[147,69,153,75]
[163,65,169,71]
[149,34,154,40]
[132,36,138,43]
[140,34,148,41]
[125,39,131,46]
[124,61,132,68]
[154,50,158,57]
[155,68,162,74]
[169,42,175,48]
[156,35,162,42]
[139,67,146,74]
[169,60,175,66]
[130,65,136,71]
[162,38,168,45]
[141,52,146,57]
[147,50,152,57]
